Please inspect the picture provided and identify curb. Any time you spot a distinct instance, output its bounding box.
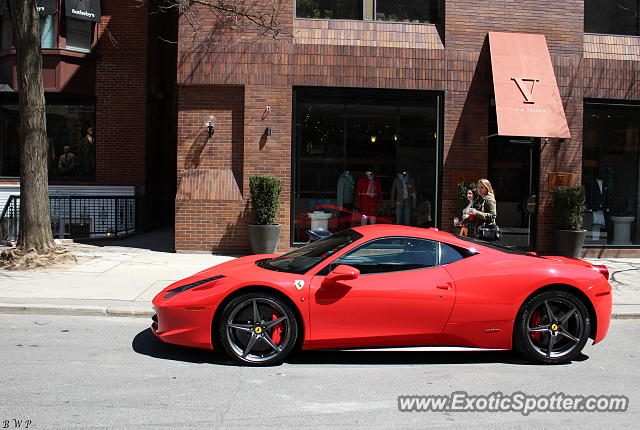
[0,303,154,318]
[611,313,640,320]
[0,303,638,320]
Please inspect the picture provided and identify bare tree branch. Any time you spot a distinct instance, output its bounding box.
[149,0,291,50]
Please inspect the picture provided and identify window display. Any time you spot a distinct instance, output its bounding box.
[583,102,640,245]
[293,87,440,243]
[391,171,417,225]
[0,98,96,180]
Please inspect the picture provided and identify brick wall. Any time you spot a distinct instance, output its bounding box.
[175,84,293,253]
[176,0,640,254]
[175,86,247,252]
[94,0,148,189]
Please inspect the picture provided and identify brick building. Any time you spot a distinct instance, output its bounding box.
[0,0,177,237]
[174,0,640,256]
[2,2,637,255]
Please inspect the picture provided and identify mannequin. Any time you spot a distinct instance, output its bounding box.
[78,127,95,177]
[390,171,417,225]
[337,170,355,209]
[356,171,382,224]
[586,177,607,241]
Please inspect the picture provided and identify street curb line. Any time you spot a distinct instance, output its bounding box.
[611,313,640,320]
[0,303,638,319]
[0,303,154,318]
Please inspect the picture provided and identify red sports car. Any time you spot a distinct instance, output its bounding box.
[152,225,612,366]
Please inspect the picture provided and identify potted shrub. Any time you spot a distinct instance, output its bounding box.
[552,185,587,258]
[249,175,282,254]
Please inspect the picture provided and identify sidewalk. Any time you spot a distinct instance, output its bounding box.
[0,228,639,319]
[0,228,234,318]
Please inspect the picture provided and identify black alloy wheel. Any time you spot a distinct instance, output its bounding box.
[514,290,591,364]
[218,292,298,366]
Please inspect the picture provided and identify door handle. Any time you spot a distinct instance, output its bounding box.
[436,282,452,290]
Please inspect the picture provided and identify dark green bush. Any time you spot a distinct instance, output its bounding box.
[457,181,477,210]
[552,185,586,231]
[249,176,282,225]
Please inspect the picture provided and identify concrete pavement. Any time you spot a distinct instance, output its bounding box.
[0,228,234,318]
[0,228,639,318]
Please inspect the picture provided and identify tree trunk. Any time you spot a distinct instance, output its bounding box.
[9,0,54,251]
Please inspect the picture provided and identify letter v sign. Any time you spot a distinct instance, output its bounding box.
[511,78,539,104]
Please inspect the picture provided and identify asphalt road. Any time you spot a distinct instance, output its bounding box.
[0,314,637,429]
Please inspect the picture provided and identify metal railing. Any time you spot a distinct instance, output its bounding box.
[0,195,138,242]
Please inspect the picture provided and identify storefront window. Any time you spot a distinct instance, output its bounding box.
[296,0,441,23]
[375,0,440,23]
[0,100,96,180]
[293,87,440,243]
[585,0,640,36]
[0,14,12,50]
[40,15,55,49]
[65,17,93,52]
[296,0,361,19]
[583,102,640,245]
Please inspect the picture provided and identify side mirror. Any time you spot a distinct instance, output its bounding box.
[324,264,360,283]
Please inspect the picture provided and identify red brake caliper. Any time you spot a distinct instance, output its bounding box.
[530,310,541,340]
[271,311,282,344]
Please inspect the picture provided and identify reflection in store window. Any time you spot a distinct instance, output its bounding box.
[41,15,55,49]
[296,0,362,20]
[66,18,93,52]
[0,102,96,180]
[583,102,640,246]
[295,0,441,23]
[585,0,640,36]
[293,87,440,243]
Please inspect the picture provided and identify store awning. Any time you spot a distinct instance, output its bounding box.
[65,0,101,22]
[38,0,57,15]
[489,31,571,139]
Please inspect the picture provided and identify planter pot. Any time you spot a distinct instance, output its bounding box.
[554,229,587,258]
[249,224,281,254]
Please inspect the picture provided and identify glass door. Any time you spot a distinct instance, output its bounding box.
[488,136,539,250]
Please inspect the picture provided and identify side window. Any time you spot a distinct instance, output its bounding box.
[440,243,466,265]
[332,237,438,275]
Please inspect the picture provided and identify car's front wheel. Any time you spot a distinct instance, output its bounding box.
[218,292,298,366]
[514,290,591,364]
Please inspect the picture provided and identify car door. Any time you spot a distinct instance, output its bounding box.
[308,237,456,347]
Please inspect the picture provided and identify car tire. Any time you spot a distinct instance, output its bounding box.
[218,292,298,366]
[513,290,591,364]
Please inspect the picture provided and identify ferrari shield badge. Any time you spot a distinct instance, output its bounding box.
[294,280,305,291]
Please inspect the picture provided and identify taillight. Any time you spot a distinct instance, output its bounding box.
[593,265,609,280]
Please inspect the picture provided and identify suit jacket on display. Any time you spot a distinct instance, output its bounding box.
[391,174,417,209]
[337,171,355,208]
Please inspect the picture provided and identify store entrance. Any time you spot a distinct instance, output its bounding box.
[488,137,539,250]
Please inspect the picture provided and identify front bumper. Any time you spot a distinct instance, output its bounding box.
[151,304,216,350]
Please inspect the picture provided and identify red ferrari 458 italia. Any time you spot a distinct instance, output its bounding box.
[152,225,612,366]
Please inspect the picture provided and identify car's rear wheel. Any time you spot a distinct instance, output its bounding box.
[218,292,298,366]
[514,290,591,364]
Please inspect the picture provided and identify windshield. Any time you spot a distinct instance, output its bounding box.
[454,235,543,257]
[262,230,363,274]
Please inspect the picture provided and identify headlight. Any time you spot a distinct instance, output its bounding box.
[163,275,225,299]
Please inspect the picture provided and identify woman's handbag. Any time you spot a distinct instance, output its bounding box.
[477,223,502,241]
